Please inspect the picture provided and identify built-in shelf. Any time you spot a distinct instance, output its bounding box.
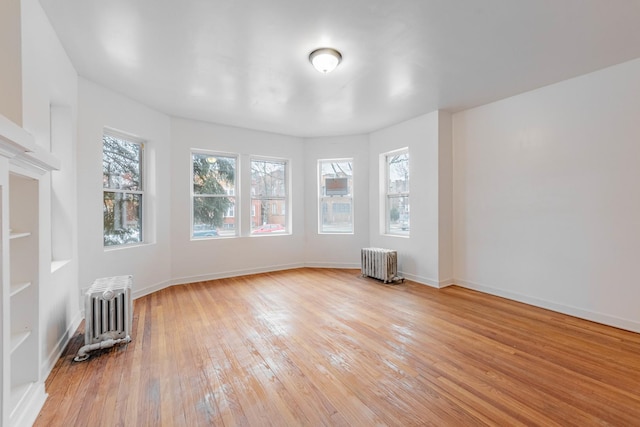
[10,330,32,354]
[3,115,47,426]
[51,259,71,273]
[10,382,34,417]
[9,231,31,240]
[10,282,31,297]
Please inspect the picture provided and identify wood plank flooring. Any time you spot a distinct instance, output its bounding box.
[35,268,640,426]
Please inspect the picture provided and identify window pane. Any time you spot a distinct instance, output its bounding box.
[251,159,286,197]
[319,159,353,234]
[103,135,141,190]
[103,191,142,246]
[193,196,235,237]
[251,158,288,235]
[193,153,236,195]
[387,152,409,193]
[320,197,353,233]
[387,195,410,235]
[251,198,286,234]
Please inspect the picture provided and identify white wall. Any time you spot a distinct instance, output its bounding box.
[368,111,452,286]
[438,112,454,284]
[77,78,172,298]
[169,117,306,284]
[0,0,22,125]
[453,58,640,332]
[20,0,80,377]
[303,135,369,268]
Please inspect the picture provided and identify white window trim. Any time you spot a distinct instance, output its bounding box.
[382,148,409,237]
[190,149,239,239]
[250,155,290,236]
[318,158,354,235]
[103,128,146,249]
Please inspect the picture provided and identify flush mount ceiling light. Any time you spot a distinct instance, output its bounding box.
[309,48,342,74]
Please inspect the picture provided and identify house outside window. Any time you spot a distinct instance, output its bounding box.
[384,148,409,235]
[103,131,144,246]
[251,157,288,235]
[191,151,237,238]
[318,159,353,234]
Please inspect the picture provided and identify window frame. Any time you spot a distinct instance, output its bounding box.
[318,158,354,234]
[102,129,145,248]
[250,156,290,236]
[191,150,239,239]
[383,148,410,236]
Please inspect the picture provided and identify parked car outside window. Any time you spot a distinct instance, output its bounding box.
[193,225,219,238]
[253,224,285,234]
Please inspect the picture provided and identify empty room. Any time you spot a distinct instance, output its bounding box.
[1,0,640,425]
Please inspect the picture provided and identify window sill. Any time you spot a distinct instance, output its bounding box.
[382,233,410,238]
[104,242,151,252]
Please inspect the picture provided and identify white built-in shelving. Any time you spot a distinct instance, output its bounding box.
[1,114,57,426]
[8,171,40,425]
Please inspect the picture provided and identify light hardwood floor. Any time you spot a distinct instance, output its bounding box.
[35,268,640,426]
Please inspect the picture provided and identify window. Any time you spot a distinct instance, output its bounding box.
[192,151,237,238]
[384,149,409,235]
[251,158,288,234]
[319,159,353,234]
[103,132,144,246]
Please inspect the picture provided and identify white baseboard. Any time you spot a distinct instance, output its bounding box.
[454,278,640,334]
[304,261,360,269]
[399,271,440,288]
[132,279,172,300]
[171,262,306,287]
[10,382,47,427]
[130,263,366,298]
[438,278,455,288]
[41,310,83,379]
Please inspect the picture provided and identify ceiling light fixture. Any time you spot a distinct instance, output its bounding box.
[309,48,342,74]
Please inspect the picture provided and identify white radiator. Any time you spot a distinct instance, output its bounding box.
[75,275,133,361]
[361,248,402,283]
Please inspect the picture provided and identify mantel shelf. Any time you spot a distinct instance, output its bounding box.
[0,114,36,157]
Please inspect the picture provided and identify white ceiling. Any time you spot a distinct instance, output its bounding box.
[40,0,640,138]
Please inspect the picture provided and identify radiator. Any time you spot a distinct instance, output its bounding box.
[74,275,133,361]
[361,248,402,283]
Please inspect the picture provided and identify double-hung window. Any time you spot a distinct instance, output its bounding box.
[318,159,353,234]
[384,148,409,235]
[103,131,144,246]
[192,151,237,238]
[251,158,288,234]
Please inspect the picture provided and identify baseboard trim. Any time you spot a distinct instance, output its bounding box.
[454,278,640,334]
[41,310,83,379]
[132,279,172,300]
[399,272,440,288]
[438,278,455,288]
[10,382,47,427]
[305,262,360,269]
[171,263,306,287]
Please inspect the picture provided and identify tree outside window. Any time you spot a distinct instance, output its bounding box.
[192,152,237,238]
[385,149,409,235]
[251,158,288,234]
[103,132,144,246]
